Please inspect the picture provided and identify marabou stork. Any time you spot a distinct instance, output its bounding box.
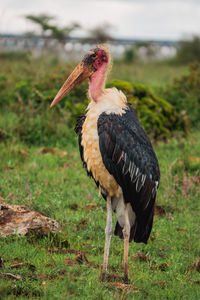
[51,44,160,283]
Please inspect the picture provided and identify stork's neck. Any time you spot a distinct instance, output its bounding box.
[89,63,108,102]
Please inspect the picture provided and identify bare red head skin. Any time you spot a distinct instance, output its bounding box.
[50,48,108,107]
[83,49,108,70]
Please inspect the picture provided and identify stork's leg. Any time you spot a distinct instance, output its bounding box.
[123,203,130,284]
[102,196,113,281]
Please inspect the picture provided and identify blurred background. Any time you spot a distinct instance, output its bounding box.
[0,0,200,61]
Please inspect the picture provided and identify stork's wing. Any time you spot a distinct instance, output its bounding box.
[75,115,86,166]
[97,104,160,243]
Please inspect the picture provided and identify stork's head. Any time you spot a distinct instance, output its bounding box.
[51,44,110,107]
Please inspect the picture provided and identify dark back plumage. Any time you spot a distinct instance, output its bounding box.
[75,104,160,244]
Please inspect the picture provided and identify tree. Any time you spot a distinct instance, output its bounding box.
[50,22,80,45]
[26,14,54,36]
[85,23,114,43]
[25,14,80,45]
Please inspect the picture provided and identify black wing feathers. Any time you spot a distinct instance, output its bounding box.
[98,104,160,243]
[75,115,86,168]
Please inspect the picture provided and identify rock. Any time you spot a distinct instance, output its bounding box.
[0,203,61,237]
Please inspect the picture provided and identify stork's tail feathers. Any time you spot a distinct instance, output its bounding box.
[114,221,135,242]
[114,205,154,244]
[114,220,151,244]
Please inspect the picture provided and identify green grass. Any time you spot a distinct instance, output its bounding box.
[0,130,199,299]
[0,54,199,299]
[0,54,187,93]
[111,61,187,90]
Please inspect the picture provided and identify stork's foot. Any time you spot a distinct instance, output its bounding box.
[124,275,129,284]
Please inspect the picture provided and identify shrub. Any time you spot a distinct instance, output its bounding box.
[162,62,200,127]
[64,83,89,124]
[175,36,200,64]
[107,79,189,139]
[0,56,190,146]
[51,78,188,140]
[0,51,30,61]
[123,47,135,63]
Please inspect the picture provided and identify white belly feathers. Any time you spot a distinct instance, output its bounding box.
[81,88,127,197]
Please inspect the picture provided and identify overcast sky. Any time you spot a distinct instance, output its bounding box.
[0,0,200,40]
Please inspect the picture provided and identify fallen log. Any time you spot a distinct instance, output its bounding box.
[0,202,60,237]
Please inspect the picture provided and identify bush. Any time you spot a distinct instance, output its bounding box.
[107,79,189,139]
[175,36,200,64]
[162,62,200,127]
[0,56,190,146]
[123,47,135,63]
[0,51,30,61]
[49,78,189,140]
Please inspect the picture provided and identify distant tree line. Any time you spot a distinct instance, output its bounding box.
[25,14,200,64]
[175,35,200,63]
[25,14,113,46]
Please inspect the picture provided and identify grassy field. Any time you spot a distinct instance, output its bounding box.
[0,55,199,299]
[0,129,200,299]
[0,53,187,91]
[111,61,187,89]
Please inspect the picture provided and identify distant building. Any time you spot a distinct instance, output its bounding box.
[0,34,177,60]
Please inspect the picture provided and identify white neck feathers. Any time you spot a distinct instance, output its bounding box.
[87,88,127,116]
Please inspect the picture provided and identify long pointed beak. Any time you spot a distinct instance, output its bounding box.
[50,62,94,107]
